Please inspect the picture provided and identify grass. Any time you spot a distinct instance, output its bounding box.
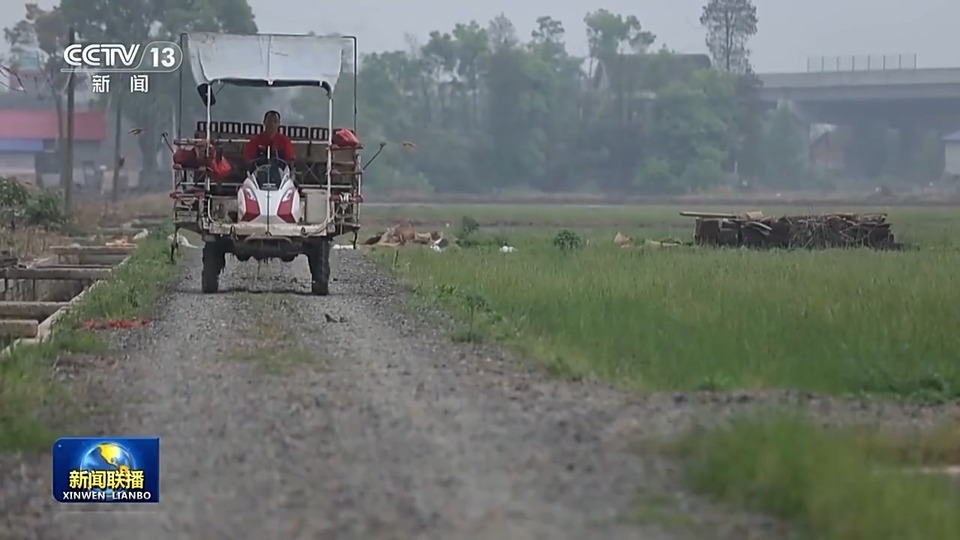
[0,226,69,260]
[631,492,701,533]
[0,226,179,451]
[365,204,960,241]
[848,422,960,467]
[375,204,960,537]
[229,296,317,374]
[670,414,960,540]
[385,207,960,401]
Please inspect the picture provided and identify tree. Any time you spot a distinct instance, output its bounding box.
[580,11,658,191]
[530,16,565,62]
[700,0,758,74]
[700,0,761,181]
[844,120,893,181]
[4,3,70,188]
[759,106,809,187]
[639,68,736,193]
[52,0,258,180]
[583,9,655,59]
[56,0,155,178]
[731,72,764,180]
[527,16,582,190]
[282,12,754,195]
[484,14,540,190]
[451,21,488,127]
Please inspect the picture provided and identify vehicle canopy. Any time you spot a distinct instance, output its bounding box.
[186,32,356,90]
[181,32,358,146]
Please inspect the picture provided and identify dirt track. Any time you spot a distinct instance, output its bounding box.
[2,250,956,539]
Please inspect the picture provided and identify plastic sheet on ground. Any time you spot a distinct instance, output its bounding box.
[614,232,632,248]
[168,232,200,248]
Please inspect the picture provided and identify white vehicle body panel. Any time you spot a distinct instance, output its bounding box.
[235,165,303,227]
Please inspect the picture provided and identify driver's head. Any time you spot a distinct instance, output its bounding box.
[263,110,281,136]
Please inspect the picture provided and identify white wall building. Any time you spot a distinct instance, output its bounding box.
[943,130,960,178]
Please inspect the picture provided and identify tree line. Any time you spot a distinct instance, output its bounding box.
[3,0,945,195]
[298,2,774,194]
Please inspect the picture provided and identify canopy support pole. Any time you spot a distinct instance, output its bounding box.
[325,86,333,207]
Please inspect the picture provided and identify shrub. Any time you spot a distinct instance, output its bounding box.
[0,177,66,231]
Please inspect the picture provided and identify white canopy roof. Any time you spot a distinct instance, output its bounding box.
[187,33,355,89]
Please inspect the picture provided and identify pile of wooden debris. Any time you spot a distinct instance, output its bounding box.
[361,220,449,249]
[0,250,16,268]
[680,210,900,250]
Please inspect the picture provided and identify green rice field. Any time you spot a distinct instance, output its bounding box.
[376,203,960,540]
[376,204,960,400]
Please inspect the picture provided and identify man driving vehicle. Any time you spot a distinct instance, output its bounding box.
[243,110,296,165]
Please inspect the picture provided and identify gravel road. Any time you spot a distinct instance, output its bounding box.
[2,248,956,539]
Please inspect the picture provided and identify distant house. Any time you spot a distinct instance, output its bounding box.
[0,108,106,178]
[808,126,845,171]
[943,130,960,178]
[0,46,107,184]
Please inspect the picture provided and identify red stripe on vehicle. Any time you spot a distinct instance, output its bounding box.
[277,188,296,223]
[240,187,260,221]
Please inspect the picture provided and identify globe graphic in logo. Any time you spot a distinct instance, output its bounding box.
[78,443,136,496]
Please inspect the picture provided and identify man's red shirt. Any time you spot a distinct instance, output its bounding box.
[243,131,295,162]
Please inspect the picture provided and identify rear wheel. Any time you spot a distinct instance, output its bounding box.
[201,241,226,293]
[307,239,331,296]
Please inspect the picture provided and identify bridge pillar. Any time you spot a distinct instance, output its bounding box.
[891,125,945,182]
[898,126,919,170]
[845,120,891,180]
[775,100,815,165]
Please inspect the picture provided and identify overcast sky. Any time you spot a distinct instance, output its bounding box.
[4,1,959,72]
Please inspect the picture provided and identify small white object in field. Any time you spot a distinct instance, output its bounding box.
[168,233,199,248]
[132,229,149,241]
[332,244,355,250]
[499,245,515,253]
[430,244,442,252]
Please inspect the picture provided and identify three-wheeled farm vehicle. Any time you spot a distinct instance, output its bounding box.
[169,32,369,295]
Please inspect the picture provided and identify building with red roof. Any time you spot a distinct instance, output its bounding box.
[0,109,105,141]
[0,50,108,182]
[0,92,107,182]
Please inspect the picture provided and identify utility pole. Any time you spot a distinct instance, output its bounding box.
[63,27,76,215]
[111,74,123,204]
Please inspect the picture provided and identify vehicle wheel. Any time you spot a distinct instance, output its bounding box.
[201,242,225,293]
[307,240,331,296]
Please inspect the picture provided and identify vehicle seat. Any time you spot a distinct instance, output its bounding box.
[253,163,285,190]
